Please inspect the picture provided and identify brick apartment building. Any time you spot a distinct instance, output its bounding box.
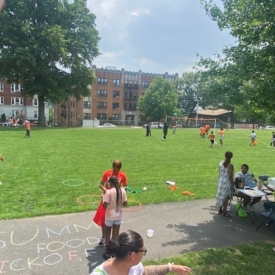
[0,79,49,124]
[54,66,178,127]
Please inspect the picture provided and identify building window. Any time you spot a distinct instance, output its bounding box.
[11,97,23,105]
[84,101,91,108]
[33,98,38,106]
[133,92,137,99]
[113,103,119,109]
[134,81,138,88]
[83,113,91,119]
[97,90,107,97]
[125,80,128,87]
[97,78,108,85]
[124,103,127,109]
[142,81,148,88]
[0,97,3,104]
[70,101,76,108]
[113,79,120,86]
[112,114,119,120]
[113,91,120,98]
[97,102,107,109]
[34,111,38,119]
[0,83,3,92]
[11,84,23,92]
[97,113,107,120]
[129,80,133,87]
[124,92,128,99]
[11,110,20,117]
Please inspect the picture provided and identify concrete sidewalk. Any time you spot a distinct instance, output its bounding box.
[0,198,274,275]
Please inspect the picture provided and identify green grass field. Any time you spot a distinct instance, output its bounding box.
[0,126,274,220]
[1,126,274,274]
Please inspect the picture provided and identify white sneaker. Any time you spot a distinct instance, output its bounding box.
[226,206,231,212]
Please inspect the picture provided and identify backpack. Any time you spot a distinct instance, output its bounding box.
[236,202,247,218]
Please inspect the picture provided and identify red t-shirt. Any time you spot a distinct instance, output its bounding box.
[101,169,127,189]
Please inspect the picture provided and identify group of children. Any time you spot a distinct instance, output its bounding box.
[199,124,211,138]
[199,125,225,148]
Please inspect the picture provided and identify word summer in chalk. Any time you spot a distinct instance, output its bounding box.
[0,223,100,273]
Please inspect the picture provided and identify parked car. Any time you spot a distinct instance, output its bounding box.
[265,126,275,129]
[96,123,117,128]
[143,122,164,129]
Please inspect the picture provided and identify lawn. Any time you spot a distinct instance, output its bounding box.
[0,126,274,220]
[1,126,274,274]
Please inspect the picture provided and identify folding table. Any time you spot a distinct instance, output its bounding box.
[235,187,267,224]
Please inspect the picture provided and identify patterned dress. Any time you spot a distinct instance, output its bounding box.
[216,160,233,206]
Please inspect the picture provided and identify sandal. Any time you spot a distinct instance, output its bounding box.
[222,212,231,217]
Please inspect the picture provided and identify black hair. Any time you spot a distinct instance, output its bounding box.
[241,164,249,171]
[108,176,122,212]
[106,230,143,259]
[223,151,233,167]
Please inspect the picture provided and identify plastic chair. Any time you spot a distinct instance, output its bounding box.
[255,209,275,232]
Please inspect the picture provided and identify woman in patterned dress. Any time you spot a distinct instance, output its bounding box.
[216,151,234,217]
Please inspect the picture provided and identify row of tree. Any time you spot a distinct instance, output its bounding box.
[1,1,274,125]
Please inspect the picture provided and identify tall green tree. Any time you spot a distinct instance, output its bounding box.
[176,71,212,117]
[138,76,178,121]
[199,0,275,122]
[0,0,100,125]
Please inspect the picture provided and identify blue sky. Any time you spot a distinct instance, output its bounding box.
[87,0,236,75]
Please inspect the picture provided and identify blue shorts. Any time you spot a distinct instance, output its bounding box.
[105,218,121,227]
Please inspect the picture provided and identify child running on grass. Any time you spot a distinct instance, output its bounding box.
[218,128,224,146]
[209,131,215,148]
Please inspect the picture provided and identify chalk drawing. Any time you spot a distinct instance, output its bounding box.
[43,253,63,265]
[11,228,39,245]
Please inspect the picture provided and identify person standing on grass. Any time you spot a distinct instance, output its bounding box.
[0,153,4,185]
[162,122,169,140]
[95,160,127,247]
[90,230,192,275]
[25,121,31,137]
[249,130,256,146]
[146,123,151,136]
[172,124,176,135]
[102,176,127,260]
[269,132,275,147]
[216,151,234,217]
[218,128,224,146]
[208,131,215,148]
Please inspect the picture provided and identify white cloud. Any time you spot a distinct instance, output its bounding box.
[87,0,235,74]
